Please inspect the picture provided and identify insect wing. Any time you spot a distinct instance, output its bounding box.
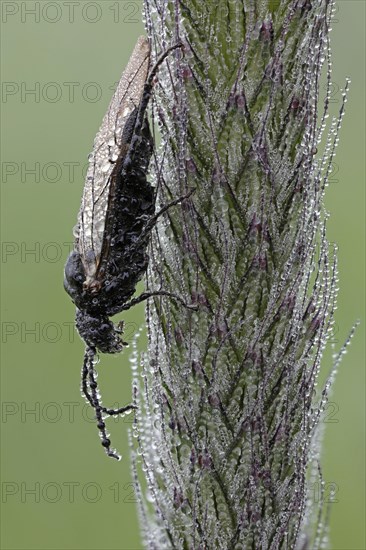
[76,36,150,288]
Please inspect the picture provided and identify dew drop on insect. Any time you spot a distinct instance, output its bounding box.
[122,106,132,117]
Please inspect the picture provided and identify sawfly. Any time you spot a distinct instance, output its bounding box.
[64,36,194,460]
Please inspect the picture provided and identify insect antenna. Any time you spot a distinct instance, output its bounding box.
[82,346,136,460]
[81,347,136,412]
[81,348,94,409]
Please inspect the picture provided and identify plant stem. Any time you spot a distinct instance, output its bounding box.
[131,1,350,548]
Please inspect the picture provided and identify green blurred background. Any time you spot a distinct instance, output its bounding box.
[1,1,364,548]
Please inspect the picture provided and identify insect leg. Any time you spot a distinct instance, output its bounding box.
[132,187,196,250]
[123,43,183,171]
[135,43,184,132]
[120,290,198,312]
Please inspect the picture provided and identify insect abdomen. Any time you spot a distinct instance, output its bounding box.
[94,118,154,316]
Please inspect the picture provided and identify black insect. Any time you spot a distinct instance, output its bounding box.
[64,37,193,460]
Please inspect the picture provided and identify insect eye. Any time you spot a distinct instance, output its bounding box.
[64,251,85,290]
